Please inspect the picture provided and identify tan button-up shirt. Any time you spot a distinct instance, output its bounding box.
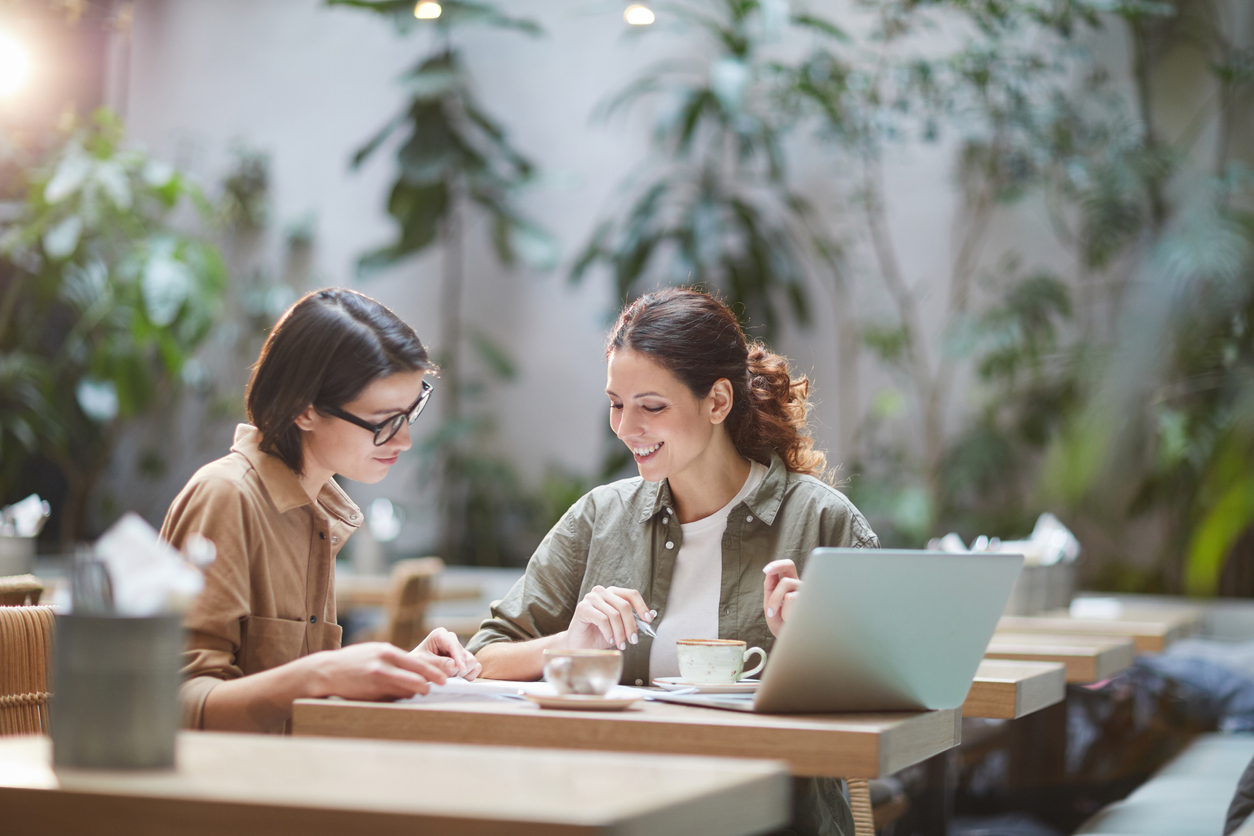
[160,424,361,731]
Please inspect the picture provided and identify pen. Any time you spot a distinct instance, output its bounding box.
[634,611,658,639]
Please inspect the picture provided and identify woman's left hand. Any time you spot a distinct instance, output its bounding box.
[762,559,802,637]
[412,627,483,681]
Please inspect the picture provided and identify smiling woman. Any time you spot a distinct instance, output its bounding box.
[160,288,481,734]
[469,288,878,836]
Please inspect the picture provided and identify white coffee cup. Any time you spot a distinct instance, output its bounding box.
[676,639,767,685]
[542,648,623,696]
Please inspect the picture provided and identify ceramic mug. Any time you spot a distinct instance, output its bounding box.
[676,639,767,685]
[542,648,623,696]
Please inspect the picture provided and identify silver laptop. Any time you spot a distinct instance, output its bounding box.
[652,548,1023,713]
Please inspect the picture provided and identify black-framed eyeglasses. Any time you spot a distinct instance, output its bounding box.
[317,379,433,446]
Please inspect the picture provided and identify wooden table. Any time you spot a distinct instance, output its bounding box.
[984,631,1136,683]
[293,697,960,779]
[998,608,1200,653]
[0,732,789,836]
[962,659,1067,720]
[335,574,483,609]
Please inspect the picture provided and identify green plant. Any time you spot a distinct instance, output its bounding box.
[0,109,226,544]
[570,0,846,341]
[331,0,556,565]
[780,0,1254,596]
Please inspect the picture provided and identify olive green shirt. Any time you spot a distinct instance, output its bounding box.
[468,453,879,686]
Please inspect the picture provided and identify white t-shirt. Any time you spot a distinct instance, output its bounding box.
[648,461,768,679]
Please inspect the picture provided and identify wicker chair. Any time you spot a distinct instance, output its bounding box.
[0,605,55,735]
[378,558,444,650]
[0,574,43,607]
[848,778,874,836]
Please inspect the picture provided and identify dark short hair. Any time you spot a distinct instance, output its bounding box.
[246,288,435,475]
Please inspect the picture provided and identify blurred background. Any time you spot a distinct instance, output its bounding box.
[1,0,1252,602]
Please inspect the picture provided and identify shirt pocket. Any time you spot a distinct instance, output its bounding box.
[239,615,307,675]
[310,620,343,653]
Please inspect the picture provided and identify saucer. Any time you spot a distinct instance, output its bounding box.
[652,676,760,694]
[525,693,640,711]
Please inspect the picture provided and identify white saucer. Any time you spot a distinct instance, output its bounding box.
[525,693,640,711]
[652,676,760,694]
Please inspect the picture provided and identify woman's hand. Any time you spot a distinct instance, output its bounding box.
[763,559,802,637]
[566,585,655,650]
[302,641,450,701]
[413,627,482,681]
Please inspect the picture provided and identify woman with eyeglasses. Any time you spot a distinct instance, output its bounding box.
[161,288,480,733]
[468,288,878,836]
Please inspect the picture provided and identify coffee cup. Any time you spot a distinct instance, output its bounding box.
[676,639,767,685]
[542,648,623,696]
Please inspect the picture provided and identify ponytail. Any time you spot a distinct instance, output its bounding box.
[736,344,827,477]
[607,288,827,478]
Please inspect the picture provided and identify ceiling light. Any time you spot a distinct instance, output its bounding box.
[624,4,655,25]
[414,1,442,19]
[0,29,30,99]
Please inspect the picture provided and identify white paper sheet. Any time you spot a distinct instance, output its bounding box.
[397,677,655,704]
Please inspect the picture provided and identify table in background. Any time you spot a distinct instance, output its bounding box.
[335,564,522,639]
[293,696,960,780]
[0,731,789,836]
[963,659,1067,720]
[998,606,1202,653]
[985,631,1136,683]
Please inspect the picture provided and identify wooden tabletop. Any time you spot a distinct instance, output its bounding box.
[998,608,1199,653]
[335,575,482,609]
[985,631,1136,683]
[0,732,789,836]
[962,659,1067,720]
[292,696,959,779]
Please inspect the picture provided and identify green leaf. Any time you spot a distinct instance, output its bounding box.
[351,109,409,169]
[1186,479,1254,596]
[468,327,517,380]
[790,14,850,42]
[862,322,910,366]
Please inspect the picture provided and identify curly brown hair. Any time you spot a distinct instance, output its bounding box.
[606,288,826,478]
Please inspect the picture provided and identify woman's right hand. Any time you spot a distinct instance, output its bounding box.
[566,585,654,651]
[302,641,450,701]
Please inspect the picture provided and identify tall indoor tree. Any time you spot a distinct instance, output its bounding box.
[571,0,846,343]
[330,0,555,565]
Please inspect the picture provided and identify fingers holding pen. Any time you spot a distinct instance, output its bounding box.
[570,586,654,650]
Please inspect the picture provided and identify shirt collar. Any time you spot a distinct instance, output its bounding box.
[637,478,675,523]
[742,453,787,525]
[230,424,362,526]
[635,452,788,525]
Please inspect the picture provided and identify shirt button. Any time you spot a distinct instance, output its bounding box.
[666,507,673,514]
[349,514,357,520]
[635,679,643,686]
[746,515,754,522]
[309,615,318,624]
[319,532,327,540]
[662,517,669,524]
[665,541,674,549]
[331,536,339,544]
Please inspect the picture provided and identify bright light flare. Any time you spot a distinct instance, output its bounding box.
[414,1,442,19]
[0,29,31,99]
[624,4,655,25]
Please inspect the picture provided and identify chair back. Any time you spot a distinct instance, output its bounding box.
[381,558,444,650]
[0,574,43,606]
[0,605,55,735]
